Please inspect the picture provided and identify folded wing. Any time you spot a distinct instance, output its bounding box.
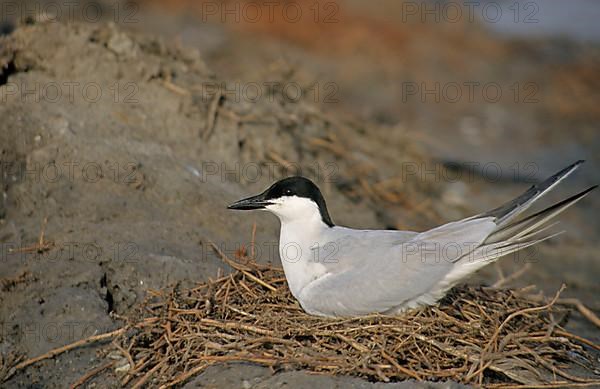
[299,161,595,317]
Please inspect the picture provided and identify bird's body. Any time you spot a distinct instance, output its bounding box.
[228,161,595,317]
[278,219,417,303]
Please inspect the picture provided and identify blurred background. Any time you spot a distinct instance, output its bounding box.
[0,0,599,386]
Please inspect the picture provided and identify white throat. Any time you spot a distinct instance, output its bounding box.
[265,196,331,297]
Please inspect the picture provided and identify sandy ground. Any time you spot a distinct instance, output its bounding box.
[0,1,598,387]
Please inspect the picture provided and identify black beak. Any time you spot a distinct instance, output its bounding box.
[227,192,272,210]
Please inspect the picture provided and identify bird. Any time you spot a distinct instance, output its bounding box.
[228,160,596,317]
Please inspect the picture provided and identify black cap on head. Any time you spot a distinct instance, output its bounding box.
[228,176,334,227]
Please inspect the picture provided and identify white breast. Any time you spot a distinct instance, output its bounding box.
[278,220,329,298]
[264,196,332,298]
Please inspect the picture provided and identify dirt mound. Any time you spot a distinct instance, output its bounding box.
[0,20,445,387]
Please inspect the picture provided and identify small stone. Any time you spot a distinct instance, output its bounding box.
[108,32,137,58]
[115,362,131,373]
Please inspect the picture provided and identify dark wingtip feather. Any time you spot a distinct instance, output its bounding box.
[481,161,586,224]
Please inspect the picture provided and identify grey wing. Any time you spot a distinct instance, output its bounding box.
[309,228,418,274]
[299,218,497,316]
[300,161,592,317]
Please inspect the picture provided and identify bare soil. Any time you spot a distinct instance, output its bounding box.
[0,1,598,387]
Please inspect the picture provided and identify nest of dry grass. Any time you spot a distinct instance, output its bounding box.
[105,244,600,389]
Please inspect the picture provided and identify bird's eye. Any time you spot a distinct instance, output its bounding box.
[285,189,292,195]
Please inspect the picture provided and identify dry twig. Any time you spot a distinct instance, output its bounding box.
[5,246,599,388]
[100,250,600,388]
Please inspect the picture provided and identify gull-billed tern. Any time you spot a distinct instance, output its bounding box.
[228,160,596,317]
